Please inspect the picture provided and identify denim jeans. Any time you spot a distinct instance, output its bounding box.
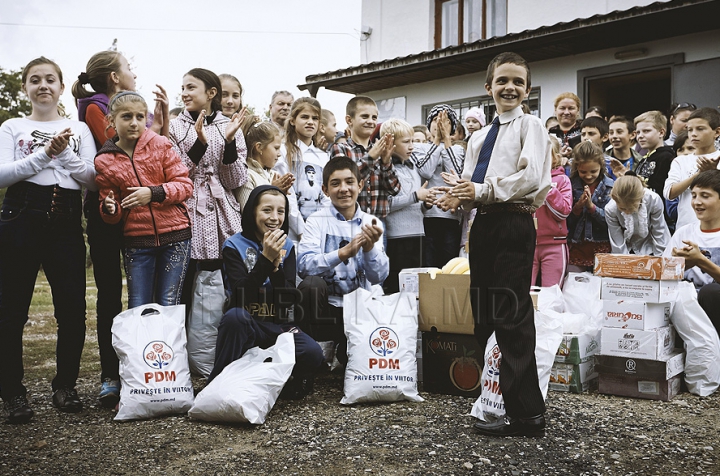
[0,182,87,399]
[85,190,124,381]
[124,239,191,308]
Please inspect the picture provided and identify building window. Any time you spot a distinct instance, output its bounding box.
[421,90,540,131]
[435,0,507,48]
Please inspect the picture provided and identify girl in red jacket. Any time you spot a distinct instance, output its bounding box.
[531,135,573,287]
[95,91,193,308]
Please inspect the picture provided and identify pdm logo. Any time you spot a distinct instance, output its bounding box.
[143,341,174,369]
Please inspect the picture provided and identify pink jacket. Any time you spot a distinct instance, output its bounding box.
[169,110,248,260]
[95,129,193,247]
[535,167,572,246]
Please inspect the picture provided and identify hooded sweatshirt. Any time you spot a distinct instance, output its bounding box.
[222,185,296,320]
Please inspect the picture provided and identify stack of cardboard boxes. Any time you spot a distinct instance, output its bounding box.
[549,330,600,394]
[593,254,686,401]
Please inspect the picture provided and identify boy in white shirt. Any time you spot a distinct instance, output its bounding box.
[436,52,552,437]
[297,156,388,363]
[664,108,720,231]
[665,169,720,337]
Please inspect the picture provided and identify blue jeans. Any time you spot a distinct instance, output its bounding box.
[124,239,191,308]
[0,182,87,399]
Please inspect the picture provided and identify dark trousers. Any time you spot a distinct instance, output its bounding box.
[297,276,346,363]
[699,283,720,338]
[85,190,124,381]
[0,182,87,399]
[423,217,461,268]
[385,236,423,294]
[469,211,545,419]
[208,307,324,382]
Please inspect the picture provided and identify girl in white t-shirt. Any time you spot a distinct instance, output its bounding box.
[0,57,97,423]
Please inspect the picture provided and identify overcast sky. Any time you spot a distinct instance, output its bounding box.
[0,0,362,127]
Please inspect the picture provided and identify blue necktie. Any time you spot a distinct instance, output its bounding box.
[471,116,500,183]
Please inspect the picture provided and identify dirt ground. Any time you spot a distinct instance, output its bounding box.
[2,281,719,475]
[2,361,720,475]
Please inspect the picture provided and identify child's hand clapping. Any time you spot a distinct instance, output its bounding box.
[360,218,383,252]
[225,107,247,142]
[151,84,169,134]
[441,169,460,186]
[261,229,287,265]
[369,133,395,165]
[610,158,628,178]
[436,111,452,145]
[195,110,208,145]
[272,173,295,195]
[697,155,720,172]
[416,181,431,203]
[44,128,73,157]
[574,185,591,211]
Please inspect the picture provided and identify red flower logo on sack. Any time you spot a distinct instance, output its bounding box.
[143,341,175,369]
[369,327,400,357]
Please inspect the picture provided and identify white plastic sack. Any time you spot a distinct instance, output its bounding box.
[670,281,720,396]
[562,272,603,328]
[112,304,194,421]
[341,288,423,404]
[188,333,296,424]
[187,269,226,377]
[537,285,565,313]
[471,309,563,421]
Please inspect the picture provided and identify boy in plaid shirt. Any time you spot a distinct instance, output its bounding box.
[330,96,400,219]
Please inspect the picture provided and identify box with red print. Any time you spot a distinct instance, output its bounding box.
[421,331,483,397]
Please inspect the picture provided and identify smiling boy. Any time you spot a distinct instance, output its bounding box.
[634,111,675,198]
[665,170,720,337]
[607,115,642,177]
[664,108,720,231]
[436,52,552,437]
[297,156,389,362]
[329,97,400,220]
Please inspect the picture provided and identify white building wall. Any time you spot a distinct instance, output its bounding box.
[360,0,433,63]
[360,0,675,64]
[362,30,719,125]
[506,0,671,34]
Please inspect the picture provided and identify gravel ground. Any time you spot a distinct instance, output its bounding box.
[2,370,719,475]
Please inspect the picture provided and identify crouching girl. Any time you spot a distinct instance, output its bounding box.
[211,185,324,399]
[606,174,670,255]
[95,91,193,308]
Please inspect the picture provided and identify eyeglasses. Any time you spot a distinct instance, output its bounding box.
[672,103,696,115]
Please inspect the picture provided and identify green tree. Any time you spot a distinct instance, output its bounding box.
[0,67,31,125]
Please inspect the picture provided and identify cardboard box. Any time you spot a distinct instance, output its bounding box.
[598,374,682,401]
[595,350,685,380]
[594,254,684,281]
[600,277,679,303]
[602,300,671,330]
[600,326,675,360]
[399,268,440,299]
[422,332,484,397]
[549,360,598,393]
[418,273,474,335]
[555,331,601,364]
